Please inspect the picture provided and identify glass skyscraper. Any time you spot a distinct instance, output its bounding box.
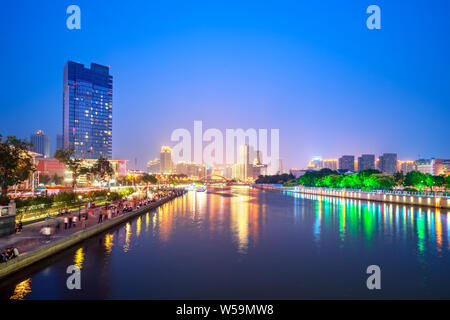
[63,61,113,159]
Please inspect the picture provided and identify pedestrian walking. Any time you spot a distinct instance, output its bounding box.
[56,219,61,232]
[64,217,68,229]
[73,216,77,227]
[68,216,73,229]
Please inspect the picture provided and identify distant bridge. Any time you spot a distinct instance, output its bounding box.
[198,175,232,183]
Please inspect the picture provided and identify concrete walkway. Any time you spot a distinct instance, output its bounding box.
[0,198,143,256]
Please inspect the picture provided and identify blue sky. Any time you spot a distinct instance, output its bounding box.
[0,0,449,169]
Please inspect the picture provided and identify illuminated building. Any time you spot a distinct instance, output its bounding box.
[357,154,375,171]
[30,130,50,158]
[397,160,414,174]
[63,61,113,159]
[378,153,397,175]
[307,156,323,170]
[338,155,355,172]
[160,146,173,174]
[323,159,338,170]
[415,158,450,175]
[146,158,160,174]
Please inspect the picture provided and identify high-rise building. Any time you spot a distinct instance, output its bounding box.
[240,144,251,180]
[56,134,64,151]
[338,155,355,172]
[357,154,375,171]
[398,160,414,174]
[30,130,50,158]
[63,61,113,159]
[379,153,397,175]
[307,157,323,170]
[146,158,160,174]
[323,159,338,170]
[160,146,173,173]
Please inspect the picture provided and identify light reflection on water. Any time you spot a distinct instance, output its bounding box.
[1,187,449,299]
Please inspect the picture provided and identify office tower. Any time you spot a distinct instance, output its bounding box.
[357,154,375,171]
[146,158,160,174]
[323,159,338,170]
[160,146,173,173]
[338,155,355,172]
[398,160,414,174]
[63,61,113,159]
[30,130,50,158]
[56,134,64,151]
[239,144,251,180]
[379,153,398,175]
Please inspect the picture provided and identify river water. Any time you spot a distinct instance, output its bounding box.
[1,186,449,299]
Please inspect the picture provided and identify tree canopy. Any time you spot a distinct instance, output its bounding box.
[0,135,35,195]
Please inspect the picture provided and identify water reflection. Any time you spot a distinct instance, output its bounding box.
[2,187,450,299]
[74,248,85,269]
[285,191,449,257]
[9,278,31,300]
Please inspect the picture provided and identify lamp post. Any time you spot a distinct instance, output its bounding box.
[78,194,82,220]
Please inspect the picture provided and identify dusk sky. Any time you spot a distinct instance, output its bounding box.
[1,0,449,170]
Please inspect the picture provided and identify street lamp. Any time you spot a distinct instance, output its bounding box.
[78,194,83,220]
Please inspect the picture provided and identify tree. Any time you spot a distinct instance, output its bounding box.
[52,173,63,185]
[39,174,51,185]
[403,171,426,188]
[142,173,157,185]
[0,135,35,196]
[393,171,404,187]
[432,175,445,188]
[54,148,83,188]
[91,155,114,184]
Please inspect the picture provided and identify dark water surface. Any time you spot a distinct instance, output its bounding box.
[1,186,449,299]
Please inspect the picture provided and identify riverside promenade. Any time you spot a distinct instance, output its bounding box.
[254,184,450,209]
[0,189,186,280]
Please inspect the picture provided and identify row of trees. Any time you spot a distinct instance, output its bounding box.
[54,148,116,188]
[256,168,450,191]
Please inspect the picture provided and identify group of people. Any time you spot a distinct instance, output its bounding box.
[0,247,19,263]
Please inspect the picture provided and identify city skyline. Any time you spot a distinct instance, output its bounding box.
[1,1,449,170]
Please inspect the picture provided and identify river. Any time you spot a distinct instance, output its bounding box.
[1,186,449,299]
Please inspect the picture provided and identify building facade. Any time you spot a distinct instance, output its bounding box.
[379,153,398,175]
[30,130,50,158]
[357,154,375,171]
[338,155,355,172]
[160,146,173,174]
[63,61,113,159]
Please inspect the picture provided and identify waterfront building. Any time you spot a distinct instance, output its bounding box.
[434,159,450,175]
[338,155,355,172]
[30,130,50,158]
[357,154,375,171]
[147,158,160,174]
[414,158,450,175]
[175,161,204,178]
[398,160,415,174]
[307,157,323,170]
[63,61,113,159]
[378,153,398,175]
[160,146,173,174]
[323,159,338,170]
